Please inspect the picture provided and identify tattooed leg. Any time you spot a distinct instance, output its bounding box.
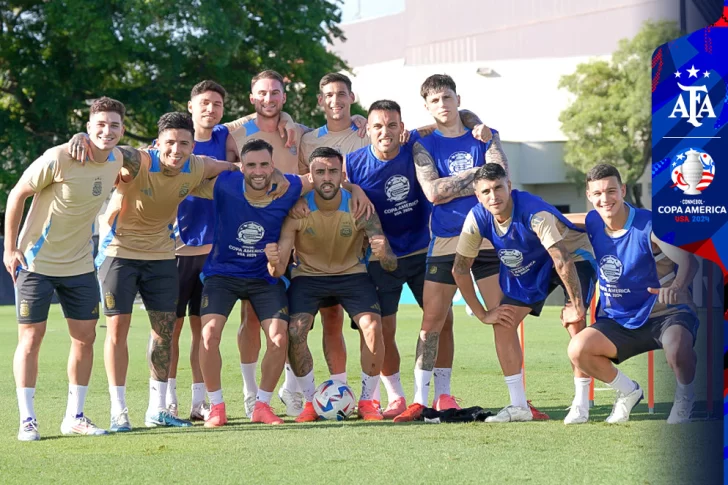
[147,310,177,381]
[417,281,458,370]
[287,313,314,377]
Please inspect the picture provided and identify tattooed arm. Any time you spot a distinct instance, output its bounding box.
[547,241,586,325]
[413,141,478,205]
[116,146,144,182]
[484,132,509,176]
[356,211,397,272]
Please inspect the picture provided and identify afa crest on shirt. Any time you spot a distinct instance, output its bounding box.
[105,292,116,311]
[340,223,353,237]
[19,300,30,318]
[179,183,190,197]
[92,178,103,197]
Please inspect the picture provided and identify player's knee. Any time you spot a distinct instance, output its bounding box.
[288,319,309,342]
[270,329,288,351]
[567,334,588,366]
[201,324,221,348]
[18,329,44,353]
[320,305,343,321]
[359,316,382,337]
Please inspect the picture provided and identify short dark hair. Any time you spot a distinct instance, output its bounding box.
[309,146,343,166]
[240,138,273,159]
[420,74,457,100]
[251,70,286,91]
[190,80,227,101]
[474,163,507,183]
[157,112,194,137]
[90,96,126,120]
[368,99,401,116]
[586,163,623,185]
[319,73,352,93]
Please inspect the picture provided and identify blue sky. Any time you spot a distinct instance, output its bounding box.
[339,0,405,22]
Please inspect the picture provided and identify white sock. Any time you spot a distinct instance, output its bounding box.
[241,363,258,398]
[166,378,177,406]
[191,383,206,407]
[504,372,528,409]
[330,372,347,384]
[296,371,317,402]
[208,389,224,406]
[675,377,695,400]
[17,388,35,424]
[372,381,381,403]
[413,368,432,406]
[147,379,167,414]
[607,369,637,395]
[360,373,381,401]
[65,384,88,419]
[381,372,405,401]
[109,385,127,415]
[573,377,591,409]
[433,367,452,402]
[283,364,301,393]
[256,389,273,404]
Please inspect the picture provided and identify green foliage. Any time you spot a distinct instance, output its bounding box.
[0,0,353,210]
[558,20,681,206]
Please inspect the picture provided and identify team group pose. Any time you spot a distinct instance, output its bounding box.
[4,70,701,440]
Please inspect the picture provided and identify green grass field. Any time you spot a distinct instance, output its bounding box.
[0,304,722,484]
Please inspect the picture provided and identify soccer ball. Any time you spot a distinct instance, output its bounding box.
[312,380,356,421]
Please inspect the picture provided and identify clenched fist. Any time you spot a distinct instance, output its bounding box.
[265,243,280,265]
[369,235,387,258]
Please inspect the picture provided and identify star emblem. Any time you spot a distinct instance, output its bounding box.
[672,162,677,167]
[703,70,710,78]
[674,70,681,78]
[676,153,685,161]
[687,65,699,78]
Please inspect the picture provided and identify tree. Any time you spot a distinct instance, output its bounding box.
[0,0,352,212]
[558,20,681,207]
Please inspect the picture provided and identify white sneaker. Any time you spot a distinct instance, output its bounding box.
[18,419,40,441]
[244,395,256,418]
[563,405,589,425]
[605,383,643,424]
[278,388,304,417]
[485,405,533,423]
[61,415,108,436]
[190,401,210,421]
[167,402,178,417]
[110,409,132,432]
[667,394,695,424]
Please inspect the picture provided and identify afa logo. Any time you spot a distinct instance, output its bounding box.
[668,66,717,128]
[179,183,190,198]
[237,222,265,245]
[385,175,410,202]
[598,255,623,283]
[497,249,523,268]
[669,148,715,195]
[447,152,474,174]
[92,178,103,197]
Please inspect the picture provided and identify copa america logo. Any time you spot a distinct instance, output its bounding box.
[599,255,623,284]
[447,152,474,174]
[669,148,715,195]
[497,249,523,268]
[384,175,410,202]
[237,222,265,245]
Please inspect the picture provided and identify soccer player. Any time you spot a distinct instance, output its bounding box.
[343,99,451,417]
[452,163,595,424]
[4,97,128,440]
[568,163,699,424]
[394,74,507,422]
[194,139,310,426]
[167,80,240,421]
[270,147,398,422]
[70,112,236,431]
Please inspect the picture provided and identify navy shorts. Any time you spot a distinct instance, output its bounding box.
[176,254,207,318]
[15,270,100,324]
[500,260,596,317]
[368,252,426,317]
[592,312,699,364]
[98,257,178,315]
[426,249,500,285]
[289,274,380,321]
[200,275,289,323]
